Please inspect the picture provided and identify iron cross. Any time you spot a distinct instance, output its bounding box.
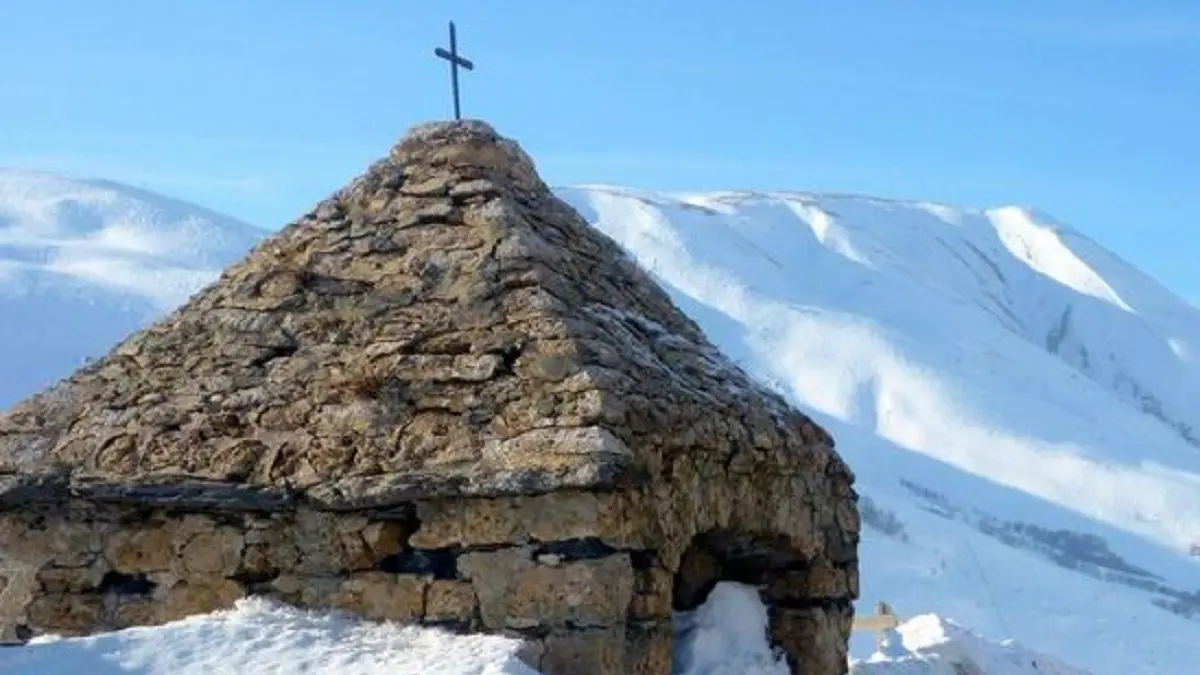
[434,21,475,121]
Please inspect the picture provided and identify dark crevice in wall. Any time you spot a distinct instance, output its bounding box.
[96,571,157,596]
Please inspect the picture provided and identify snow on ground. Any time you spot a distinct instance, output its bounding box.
[0,582,1090,675]
[0,597,538,675]
[0,589,791,675]
[0,169,262,407]
[851,614,1092,675]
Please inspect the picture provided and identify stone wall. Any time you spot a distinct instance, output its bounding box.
[0,490,660,670]
[1,456,858,674]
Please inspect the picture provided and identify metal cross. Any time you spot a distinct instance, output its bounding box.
[434,21,475,121]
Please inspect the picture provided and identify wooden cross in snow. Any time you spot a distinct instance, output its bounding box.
[434,21,475,121]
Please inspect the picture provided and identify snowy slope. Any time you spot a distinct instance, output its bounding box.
[556,186,1200,675]
[0,169,262,408]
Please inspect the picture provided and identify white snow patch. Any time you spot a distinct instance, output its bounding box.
[988,206,1131,312]
[852,614,1093,675]
[0,597,538,675]
[673,582,790,675]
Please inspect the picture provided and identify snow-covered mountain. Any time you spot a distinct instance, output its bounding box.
[0,169,263,407]
[556,186,1200,675]
[4,173,1200,674]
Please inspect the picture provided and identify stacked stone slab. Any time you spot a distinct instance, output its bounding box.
[0,121,859,674]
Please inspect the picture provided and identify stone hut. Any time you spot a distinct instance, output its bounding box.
[0,121,859,674]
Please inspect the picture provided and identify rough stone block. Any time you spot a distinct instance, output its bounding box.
[626,621,674,675]
[426,580,478,623]
[179,526,244,576]
[334,572,427,621]
[411,491,642,549]
[104,525,175,572]
[763,562,853,602]
[25,593,102,635]
[459,549,633,630]
[154,577,245,624]
[768,605,853,675]
[630,565,673,620]
[540,626,627,675]
[34,564,106,594]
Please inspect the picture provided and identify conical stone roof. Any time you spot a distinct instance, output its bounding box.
[0,120,838,513]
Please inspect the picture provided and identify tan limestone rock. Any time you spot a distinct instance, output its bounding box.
[334,572,427,622]
[539,627,628,675]
[179,527,244,576]
[105,526,175,572]
[410,491,643,549]
[425,580,478,623]
[155,577,245,624]
[460,548,634,630]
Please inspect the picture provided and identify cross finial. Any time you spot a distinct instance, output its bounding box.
[434,21,475,121]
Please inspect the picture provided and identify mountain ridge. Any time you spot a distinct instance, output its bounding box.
[557,185,1200,674]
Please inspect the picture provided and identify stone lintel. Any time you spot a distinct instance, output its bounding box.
[0,472,68,507]
[71,475,297,512]
[0,462,647,515]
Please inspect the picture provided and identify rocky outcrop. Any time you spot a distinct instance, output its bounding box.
[0,120,859,674]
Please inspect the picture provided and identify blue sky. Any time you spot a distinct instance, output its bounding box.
[2,1,1198,299]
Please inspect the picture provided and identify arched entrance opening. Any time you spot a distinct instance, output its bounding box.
[673,530,794,612]
[671,529,853,674]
